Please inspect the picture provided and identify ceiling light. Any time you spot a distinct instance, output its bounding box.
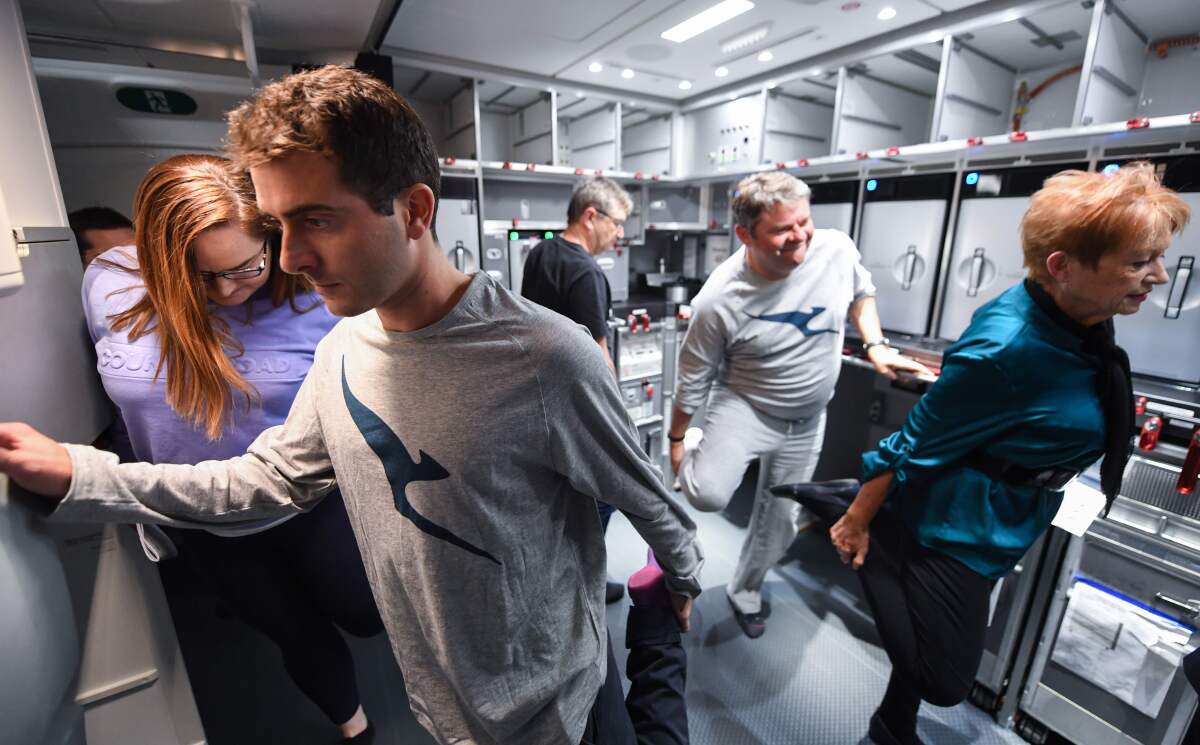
[810,67,823,75]
[715,66,729,77]
[757,50,774,62]
[621,68,635,79]
[720,22,771,55]
[767,80,777,89]
[678,80,693,90]
[877,6,896,20]
[661,0,755,44]
[588,61,603,73]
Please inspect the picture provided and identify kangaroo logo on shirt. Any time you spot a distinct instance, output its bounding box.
[746,307,837,337]
[341,358,501,566]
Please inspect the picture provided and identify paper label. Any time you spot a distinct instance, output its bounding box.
[1051,480,1107,536]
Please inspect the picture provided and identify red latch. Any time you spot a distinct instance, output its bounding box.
[627,314,638,334]
[886,146,900,156]
[652,174,661,181]
[511,218,520,227]
[856,151,869,160]
[526,163,537,171]
[634,171,644,180]
[1138,416,1162,451]
[443,156,457,165]
[574,167,585,175]
[1135,396,1148,415]
[1178,426,1200,495]
[776,162,787,169]
[1191,111,1200,124]
[641,314,651,332]
[502,161,513,169]
[967,136,984,146]
[644,382,654,399]
[1009,131,1028,142]
[797,159,809,168]
[594,169,604,176]
[1126,117,1150,129]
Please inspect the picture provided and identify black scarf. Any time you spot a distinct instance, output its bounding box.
[1025,280,1133,512]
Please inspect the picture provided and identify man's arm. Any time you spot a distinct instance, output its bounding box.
[848,295,934,380]
[596,334,616,375]
[668,302,726,474]
[0,357,336,527]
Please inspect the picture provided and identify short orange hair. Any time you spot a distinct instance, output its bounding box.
[1021,162,1190,283]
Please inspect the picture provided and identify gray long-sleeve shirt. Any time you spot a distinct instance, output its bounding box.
[674,229,876,421]
[53,271,703,745]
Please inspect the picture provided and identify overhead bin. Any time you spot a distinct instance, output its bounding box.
[936,162,1086,341]
[761,72,837,164]
[478,80,554,165]
[935,1,1092,140]
[856,173,953,337]
[393,65,478,160]
[1078,0,1200,127]
[621,105,673,175]
[1110,155,1200,385]
[556,94,618,171]
[832,40,942,155]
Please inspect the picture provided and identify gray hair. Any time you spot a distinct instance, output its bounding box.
[732,172,812,233]
[567,177,634,224]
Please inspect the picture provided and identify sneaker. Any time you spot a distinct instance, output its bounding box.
[605,580,626,604]
[770,479,860,524]
[726,593,768,639]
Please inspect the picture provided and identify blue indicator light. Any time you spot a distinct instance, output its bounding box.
[866,179,878,192]
[1103,163,1120,176]
[965,172,980,186]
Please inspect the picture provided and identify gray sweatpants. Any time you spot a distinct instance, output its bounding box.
[679,386,826,615]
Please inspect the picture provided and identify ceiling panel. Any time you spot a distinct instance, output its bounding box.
[1110,0,1200,42]
[961,1,1092,72]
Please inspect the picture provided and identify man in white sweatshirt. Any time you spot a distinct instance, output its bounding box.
[667,171,927,639]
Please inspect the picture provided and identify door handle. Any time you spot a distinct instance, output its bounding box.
[1165,256,1193,319]
[967,247,985,298]
[453,240,465,270]
[1154,592,1200,619]
[901,245,917,290]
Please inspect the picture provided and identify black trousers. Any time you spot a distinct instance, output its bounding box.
[580,606,689,745]
[164,493,383,724]
[858,509,995,710]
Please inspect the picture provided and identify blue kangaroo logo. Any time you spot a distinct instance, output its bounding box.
[746,307,836,336]
[341,358,500,565]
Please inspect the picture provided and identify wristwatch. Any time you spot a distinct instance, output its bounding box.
[862,337,891,353]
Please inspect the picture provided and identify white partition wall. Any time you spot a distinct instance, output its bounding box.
[478,80,554,165]
[833,41,942,155]
[621,107,673,175]
[556,95,618,171]
[762,73,837,164]
[680,93,765,176]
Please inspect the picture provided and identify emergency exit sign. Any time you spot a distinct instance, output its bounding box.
[116,87,197,116]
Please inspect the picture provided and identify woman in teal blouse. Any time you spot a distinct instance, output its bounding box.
[782,162,1190,745]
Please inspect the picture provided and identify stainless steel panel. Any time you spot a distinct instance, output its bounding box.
[646,185,702,226]
[1113,192,1200,384]
[481,232,510,287]
[437,197,480,274]
[507,236,541,295]
[857,199,947,336]
[938,197,1029,341]
[811,203,854,236]
[595,246,629,303]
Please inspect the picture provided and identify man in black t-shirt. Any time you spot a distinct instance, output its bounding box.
[523,177,633,603]
[522,177,631,371]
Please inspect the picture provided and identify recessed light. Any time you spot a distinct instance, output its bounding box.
[679,80,693,90]
[576,91,584,97]
[757,50,774,62]
[661,0,756,44]
[621,68,635,79]
[877,6,896,20]
[720,22,771,55]
[588,62,603,73]
[715,66,729,77]
[810,67,823,75]
[766,80,777,89]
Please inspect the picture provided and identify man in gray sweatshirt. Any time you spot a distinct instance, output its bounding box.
[667,172,927,640]
[0,66,702,745]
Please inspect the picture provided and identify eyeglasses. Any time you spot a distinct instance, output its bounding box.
[593,207,626,229]
[198,244,269,283]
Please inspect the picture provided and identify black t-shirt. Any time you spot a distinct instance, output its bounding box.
[520,236,611,340]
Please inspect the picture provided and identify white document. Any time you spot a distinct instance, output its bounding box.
[1051,479,1107,536]
[1051,580,1194,718]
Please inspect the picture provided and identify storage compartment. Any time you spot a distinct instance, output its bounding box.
[680,94,765,176]
[621,105,674,175]
[936,162,1085,341]
[856,173,953,337]
[1110,155,1200,384]
[1078,0,1200,127]
[556,94,618,171]
[762,72,837,164]
[832,41,941,155]
[437,176,481,274]
[645,183,704,229]
[393,65,478,160]
[477,80,554,165]
[935,1,1091,140]
[808,179,859,238]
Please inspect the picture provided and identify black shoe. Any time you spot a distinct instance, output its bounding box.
[606,580,626,604]
[344,721,375,744]
[868,711,925,745]
[727,593,768,639]
[770,479,860,524]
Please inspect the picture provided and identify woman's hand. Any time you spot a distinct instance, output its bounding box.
[830,512,870,569]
